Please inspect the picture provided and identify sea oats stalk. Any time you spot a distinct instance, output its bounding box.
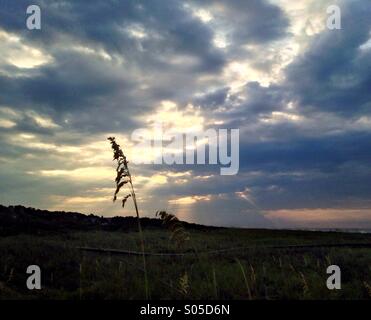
[235,259,252,300]
[178,271,190,297]
[108,137,149,299]
[156,211,190,249]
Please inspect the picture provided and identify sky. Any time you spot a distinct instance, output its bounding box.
[0,0,370,229]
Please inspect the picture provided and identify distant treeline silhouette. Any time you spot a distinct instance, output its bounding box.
[0,205,219,236]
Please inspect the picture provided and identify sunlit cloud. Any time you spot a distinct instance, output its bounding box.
[28,167,114,181]
[71,45,113,61]
[26,111,60,129]
[193,9,213,23]
[52,195,112,205]
[0,119,16,128]
[169,195,211,205]
[0,29,52,70]
[142,100,205,134]
[260,112,303,124]
[134,174,168,188]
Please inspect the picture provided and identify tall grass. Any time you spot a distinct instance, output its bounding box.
[156,211,190,249]
[108,137,149,299]
[1,229,371,299]
[235,259,252,300]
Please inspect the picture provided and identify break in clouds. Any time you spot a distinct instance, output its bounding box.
[0,0,370,229]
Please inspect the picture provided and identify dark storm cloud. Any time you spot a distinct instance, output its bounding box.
[226,82,287,128]
[229,0,289,44]
[0,0,234,135]
[236,133,371,210]
[191,0,289,44]
[0,0,290,64]
[0,53,127,109]
[193,87,230,109]
[149,131,371,212]
[0,0,225,73]
[0,0,290,134]
[285,0,371,116]
[0,54,140,133]
[239,132,371,172]
[194,81,288,131]
[191,0,371,215]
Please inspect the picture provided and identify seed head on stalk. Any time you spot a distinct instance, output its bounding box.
[107,136,149,298]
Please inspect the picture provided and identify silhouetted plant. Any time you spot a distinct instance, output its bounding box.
[156,210,190,249]
[107,137,149,298]
[178,271,189,297]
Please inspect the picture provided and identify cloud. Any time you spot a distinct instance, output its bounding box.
[191,0,289,44]
[169,195,211,205]
[0,30,52,70]
[0,0,370,228]
[285,0,371,116]
[265,208,371,229]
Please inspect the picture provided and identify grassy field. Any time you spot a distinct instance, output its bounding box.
[1,226,371,300]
